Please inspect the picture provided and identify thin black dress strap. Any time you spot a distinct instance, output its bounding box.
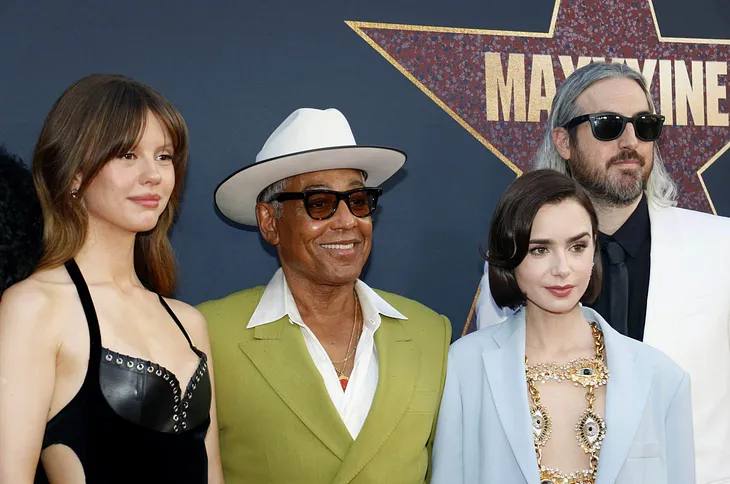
[64,258,103,379]
[157,295,195,350]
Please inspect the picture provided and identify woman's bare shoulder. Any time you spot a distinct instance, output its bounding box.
[0,266,78,336]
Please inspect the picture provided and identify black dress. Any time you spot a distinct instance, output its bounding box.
[35,259,211,483]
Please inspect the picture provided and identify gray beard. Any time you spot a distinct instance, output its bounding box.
[569,151,647,208]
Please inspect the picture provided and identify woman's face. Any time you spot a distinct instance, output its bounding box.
[514,199,596,315]
[81,111,176,235]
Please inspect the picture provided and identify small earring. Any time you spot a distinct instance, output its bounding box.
[71,188,78,199]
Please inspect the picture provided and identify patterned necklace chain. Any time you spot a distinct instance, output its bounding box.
[525,321,610,484]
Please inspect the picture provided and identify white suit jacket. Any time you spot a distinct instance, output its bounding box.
[433,306,695,484]
[474,205,730,484]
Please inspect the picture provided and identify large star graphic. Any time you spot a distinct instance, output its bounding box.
[347,0,730,215]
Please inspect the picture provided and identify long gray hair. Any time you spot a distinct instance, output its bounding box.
[535,62,677,208]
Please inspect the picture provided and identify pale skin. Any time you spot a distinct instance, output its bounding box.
[516,200,606,474]
[0,112,224,484]
[255,169,372,378]
[552,77,655,235]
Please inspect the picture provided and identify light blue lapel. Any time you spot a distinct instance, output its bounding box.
[482,308,541,483]
[583,307,653,484]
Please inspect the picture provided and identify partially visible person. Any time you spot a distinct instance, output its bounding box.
[433,169,694,484]
[0,75,223,483]
[198,107,451,483]
[472,62,730,482]
[0,145,43,297]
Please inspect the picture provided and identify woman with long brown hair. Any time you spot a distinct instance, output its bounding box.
[0,75,224,483]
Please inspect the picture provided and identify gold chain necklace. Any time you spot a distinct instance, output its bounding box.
[333,291,361,391]
[330,345,358,365]
[525,322,609,484]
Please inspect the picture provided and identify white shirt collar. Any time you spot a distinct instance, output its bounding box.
[247,268,408,329]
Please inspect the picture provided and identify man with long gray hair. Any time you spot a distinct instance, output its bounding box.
[472,61,730,482]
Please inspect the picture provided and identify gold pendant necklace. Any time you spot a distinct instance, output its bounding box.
[525,322,609,484]
[334,291,360,391]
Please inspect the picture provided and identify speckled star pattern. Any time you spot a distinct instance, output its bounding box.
[348,0,730,215]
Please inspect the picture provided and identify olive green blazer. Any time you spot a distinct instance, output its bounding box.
[197,285,451,484]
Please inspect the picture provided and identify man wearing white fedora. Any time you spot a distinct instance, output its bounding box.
[197,108,451,484]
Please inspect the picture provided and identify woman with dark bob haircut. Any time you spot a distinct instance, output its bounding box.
[431,169,694,484]
[0,75,223,483]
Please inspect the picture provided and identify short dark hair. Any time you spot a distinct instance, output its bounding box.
[484,169,602,309]
[0,145,43,296]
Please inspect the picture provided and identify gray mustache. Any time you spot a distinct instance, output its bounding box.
[608,150,645,167]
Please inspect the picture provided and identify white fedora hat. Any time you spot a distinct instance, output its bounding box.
[214,108,407,225]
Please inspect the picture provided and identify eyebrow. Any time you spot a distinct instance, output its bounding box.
[302,184,329,191]
[128,144,174,153]
[529,232,591,245]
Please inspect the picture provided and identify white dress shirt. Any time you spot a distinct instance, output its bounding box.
[247,268,408,438]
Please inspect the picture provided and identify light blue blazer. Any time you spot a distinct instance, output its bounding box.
[431,306,695,484]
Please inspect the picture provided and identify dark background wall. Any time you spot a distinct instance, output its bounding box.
[1,0,728,337]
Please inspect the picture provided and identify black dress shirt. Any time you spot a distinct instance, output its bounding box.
[588,195,651,341]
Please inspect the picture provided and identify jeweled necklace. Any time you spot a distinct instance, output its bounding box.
[525,322,610,484]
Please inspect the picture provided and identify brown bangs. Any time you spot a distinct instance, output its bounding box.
[33,74,189,295]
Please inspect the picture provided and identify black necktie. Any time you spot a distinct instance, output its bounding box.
[604,239,629,336]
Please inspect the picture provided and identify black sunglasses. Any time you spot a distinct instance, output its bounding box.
[563,112,665,142]
[272,187,382,220]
